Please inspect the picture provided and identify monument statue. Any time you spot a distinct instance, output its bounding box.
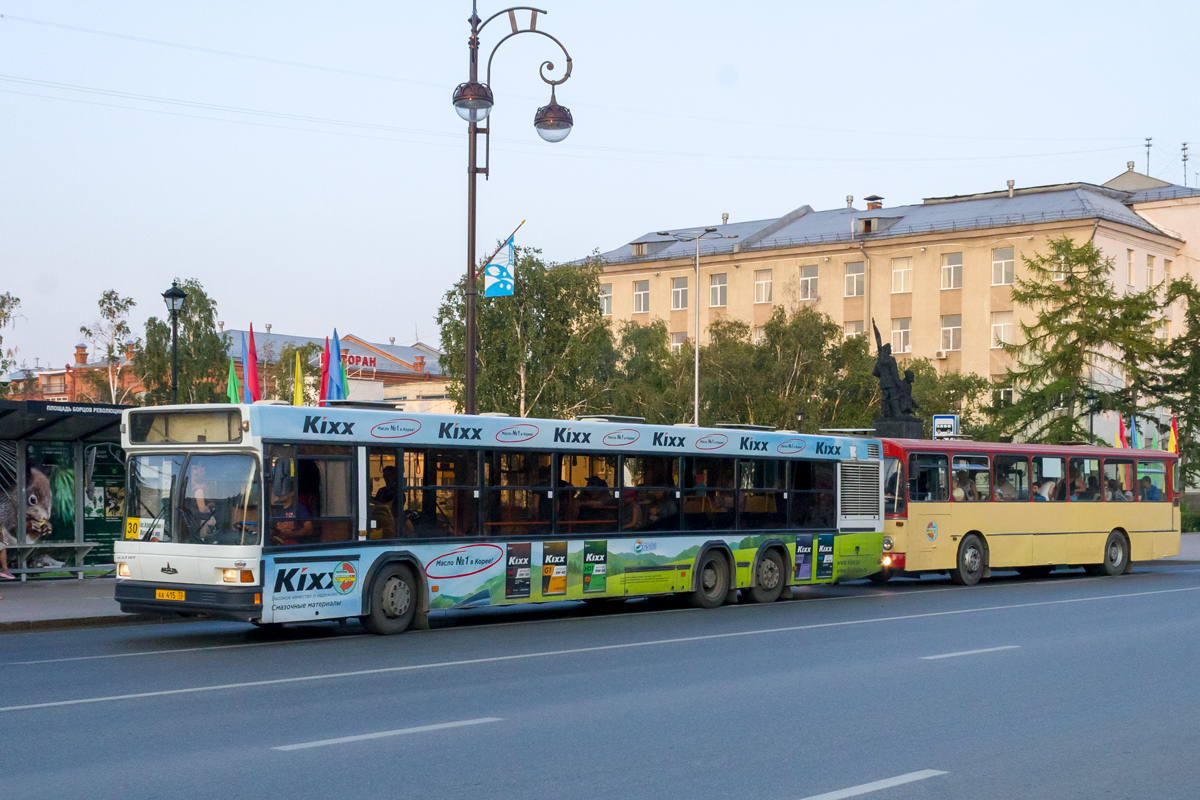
[871,319,924,438]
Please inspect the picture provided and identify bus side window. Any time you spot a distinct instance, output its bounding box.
[790,460,837,529]
[1031,456,1066,502]
[483,451,553,538]
[992,455,1028,501]
[883,457,906,515]
[367,447,402,539]
[907,454,949,503]
[1103,459,1134,502]
[1068,458,1101,502]
[952,455,989,502]
[1137,461,1167,501]
[267,444,355,545]
[559,454,619,535]
[404,448,479,538]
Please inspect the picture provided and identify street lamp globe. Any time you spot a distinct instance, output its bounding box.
[533,88,573,142]
[162,282,187,315]
[452,80,494,122]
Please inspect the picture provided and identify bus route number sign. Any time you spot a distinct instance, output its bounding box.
[933,415,959,439]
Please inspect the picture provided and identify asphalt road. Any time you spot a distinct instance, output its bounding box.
[3,565,1200,800]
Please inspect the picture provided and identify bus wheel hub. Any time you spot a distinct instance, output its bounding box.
[759,559,779,589]
[381,577,411,618]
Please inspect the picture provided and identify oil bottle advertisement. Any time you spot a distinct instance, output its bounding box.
[505,542,531,599]
[541,540,567,596]
[794,534,813,581]
[582,540,607,593]
[816,534,835,580]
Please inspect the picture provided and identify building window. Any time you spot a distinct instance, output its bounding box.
[1165,259,1173,282]
[891,257,912,293]
[940,314,962,351]
[670,332,687,352]
[891,318,911,354]
[992,247,1015,286]
[1127,249,1135,285]
[633,281,649,314]
[632,242,646,257]
[993,386,1014,407]
[1146,254,1155,286]
[1051,257,1066,282]
[754,269,773,304]
[671,277,688,310]
[941,253,962,289]
[844,320,863,339]
[753,326,766,343]
[799,265,818,300]
[710,273,727,307]
[991,311,1014,348]
[845,261,865,297]
[599,284,612,316]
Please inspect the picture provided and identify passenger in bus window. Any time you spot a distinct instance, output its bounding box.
[1034,480,1058,502]
[952,471,978,502]
[1139,476,1161,502]
[270,484,313,545]
[993,472,1017,501]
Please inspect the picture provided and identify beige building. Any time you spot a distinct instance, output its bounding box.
[594,165,1198,419]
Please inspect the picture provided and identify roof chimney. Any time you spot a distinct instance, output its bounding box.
[721,212,729,225]
[413,355,426,373]
[1127,161,1136,171]
[1007,179,1014,198]
[389,337,395,345]
[218,321,224,332]
[74,344,88,365]
[265,323,272,334]
[846,195,854,208]
[865,195,883,211]
[124,340,136,362]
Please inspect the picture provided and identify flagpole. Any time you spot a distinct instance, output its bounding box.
[475,219,526,280]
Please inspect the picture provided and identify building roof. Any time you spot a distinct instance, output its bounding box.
[224,329,442,377]
[593,169,1193,266]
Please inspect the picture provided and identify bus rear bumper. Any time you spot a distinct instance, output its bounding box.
[115,580,262,623]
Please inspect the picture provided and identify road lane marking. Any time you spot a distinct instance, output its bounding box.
[798,769,948,799]
[273,717,502,751]
[4,584,1198,713]
[921,645,1020,660]
[0,634,369,667]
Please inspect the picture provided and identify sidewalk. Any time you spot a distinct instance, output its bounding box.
[0,577,178,634]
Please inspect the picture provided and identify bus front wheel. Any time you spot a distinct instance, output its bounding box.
[950,534,985,586]
[688,552,730,609]
[362,563,418,635]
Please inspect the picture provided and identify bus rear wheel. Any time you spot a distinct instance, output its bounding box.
[1088,531,1129,577]
[362,563,418,635]
[950,534,985,586]
[688,552,730,609]
[748,550,785,603]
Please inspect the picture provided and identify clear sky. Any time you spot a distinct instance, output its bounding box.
[2,0,1196,369]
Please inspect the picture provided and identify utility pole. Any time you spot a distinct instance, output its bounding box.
[1183,143,1189,187]
[1145,137,1153,174]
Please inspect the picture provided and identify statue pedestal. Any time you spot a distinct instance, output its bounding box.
[874,416,924,440]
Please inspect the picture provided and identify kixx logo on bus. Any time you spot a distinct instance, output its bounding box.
[507,553,530,566]
[652,432,686,448]
[814,441,843,455]
[585,551,607,563]
[273,563,357,594]
[497,424,539,443]
[303,416,355,435]
[553,427,591,443]
[543,551,567,565]
[439,422,482,440]
[739,437,768,452]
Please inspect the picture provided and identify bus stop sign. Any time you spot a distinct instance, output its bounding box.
[932,414,959,439]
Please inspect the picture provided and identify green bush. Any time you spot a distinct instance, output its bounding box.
[1183,503,1200,534]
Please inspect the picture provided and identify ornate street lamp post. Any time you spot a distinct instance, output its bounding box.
[162,282,187,404]
[657,228,739,426]
[452,2,574,414]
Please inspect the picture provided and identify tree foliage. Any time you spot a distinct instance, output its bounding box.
[78,289,139,405]
[1148,276,1200,485]
[437,247,615,417]
[262,341,322,405]
[0,292,19,397]
[136,279,230,405]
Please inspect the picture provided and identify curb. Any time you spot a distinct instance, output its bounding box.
[0,613,190,636]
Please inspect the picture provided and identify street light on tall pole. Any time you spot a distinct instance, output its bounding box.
[161,282,187,405]
[656,227,738,426]
[452,2,574,414]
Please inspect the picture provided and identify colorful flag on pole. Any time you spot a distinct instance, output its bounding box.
[226,357,241,404]
[319,337,330,407]
[327,330,345,401]
[341,357,350,400]
[246,324,261,403]
[293,352,304,406]
[1115,416,1127,448]
[1129,417,1139,450]
[1169,416,1179,454]
[483,234,516,297]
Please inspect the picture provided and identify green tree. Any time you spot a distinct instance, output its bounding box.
[605,319,693,424]
[1148,276,1200,486]
[0,292,19,397]
[78,290,140,405]
[437,247,615,417]
[263,341,322,404]
[906,359,993,438]
[136,279,230,405]
[999,236,1158,443]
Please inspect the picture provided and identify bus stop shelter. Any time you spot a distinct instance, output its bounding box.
[0,400,129,581]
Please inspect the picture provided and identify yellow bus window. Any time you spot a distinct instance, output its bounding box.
[1068,458,1102,502]
[1104,459,1134,502]
[1031,456,1066,502]
[952,456,989,502]
[908,454,949,503]
[1137,461,1167,502]
[993,456,1028,501]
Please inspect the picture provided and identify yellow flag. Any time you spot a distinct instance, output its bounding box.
[293,352,304,406]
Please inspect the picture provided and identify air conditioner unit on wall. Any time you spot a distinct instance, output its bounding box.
[935,350,949,360]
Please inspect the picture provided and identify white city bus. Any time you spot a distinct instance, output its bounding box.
[115,403,885,634]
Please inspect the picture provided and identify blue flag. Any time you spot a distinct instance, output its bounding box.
[327,329,345,401]
[483,235,516,297]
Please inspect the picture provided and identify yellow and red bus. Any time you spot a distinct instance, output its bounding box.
[877,439,1180,585]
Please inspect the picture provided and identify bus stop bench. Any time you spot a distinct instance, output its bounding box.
[6,543,98,581]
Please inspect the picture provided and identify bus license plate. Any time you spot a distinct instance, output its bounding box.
[155,589,185,602]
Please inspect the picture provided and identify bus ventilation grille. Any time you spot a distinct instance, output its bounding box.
[866,443,881,459]
[839,462,881,519]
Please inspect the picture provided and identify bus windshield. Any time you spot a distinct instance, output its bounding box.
[127,454,261,545]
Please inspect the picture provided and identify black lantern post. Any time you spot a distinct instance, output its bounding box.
[452,2,574,414]
[162,282,187,405]
[1086,390,1099,444]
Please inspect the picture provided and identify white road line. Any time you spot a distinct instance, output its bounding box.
[2,584,1196,714]
[921,645,1020,660]
[0,634,368,667]
[272,717,502,751]
[798,769,948,800]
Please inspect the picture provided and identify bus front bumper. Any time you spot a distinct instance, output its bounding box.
[115,580,262,622]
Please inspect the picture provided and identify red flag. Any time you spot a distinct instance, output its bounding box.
[1170,416,1180,454]
[1116,415,1128,449]
[246,324,261,403]
[319,336,330,407]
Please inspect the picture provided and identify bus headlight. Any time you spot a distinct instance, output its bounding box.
[117,563,131,578]
[222,569,238,583]
[883,537,894,551]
